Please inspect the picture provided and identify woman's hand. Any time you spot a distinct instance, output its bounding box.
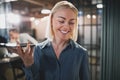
[16,41,34,68]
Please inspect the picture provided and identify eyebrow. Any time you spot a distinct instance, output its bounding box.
[57,16,76,21]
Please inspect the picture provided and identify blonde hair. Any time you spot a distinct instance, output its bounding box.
[46,1,78,41]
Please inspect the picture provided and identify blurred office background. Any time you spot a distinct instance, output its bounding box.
[0,0,102,80]
[1,0,117,80]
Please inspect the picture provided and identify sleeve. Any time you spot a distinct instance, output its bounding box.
[23,46,41,80]
[79,51,90,80]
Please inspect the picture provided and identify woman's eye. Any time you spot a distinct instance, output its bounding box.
[59,21,64,23]
[69,22,75,25]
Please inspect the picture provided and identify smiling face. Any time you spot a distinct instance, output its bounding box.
[51,8,77,41]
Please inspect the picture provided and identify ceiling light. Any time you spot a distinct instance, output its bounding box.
[87,14,91,19]
[41,9,51,14]
[96,4,103,8]
[30,17,35,21]
[5,0,17,2]
[92,15,96,19]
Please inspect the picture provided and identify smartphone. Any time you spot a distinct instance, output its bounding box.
[20,43,35,47]
[5,43,35,48]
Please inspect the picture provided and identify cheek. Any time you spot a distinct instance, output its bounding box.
[52,21,60,31]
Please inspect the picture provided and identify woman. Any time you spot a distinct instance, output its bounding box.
[16,1,89,80]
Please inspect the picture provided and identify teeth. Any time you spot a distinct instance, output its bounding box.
[61,30,68,34]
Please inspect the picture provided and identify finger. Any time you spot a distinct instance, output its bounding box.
[16,40,20,46]
[28,40,31,44]
[30,47,34,56]
[16,45,25,56]
[25,42,31,54]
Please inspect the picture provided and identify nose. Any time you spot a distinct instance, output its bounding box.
[63,23,70,30]
[64,22,70,26]
[64,22,71,28]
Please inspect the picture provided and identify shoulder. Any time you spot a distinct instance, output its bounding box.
[71,40,87,55]
[35,39,50,49]
[75,42,87,52]
[33,39,50,55]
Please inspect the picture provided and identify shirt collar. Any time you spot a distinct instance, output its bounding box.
[39,39,50,49]
[41,39,75,49]
[67,39,74,49]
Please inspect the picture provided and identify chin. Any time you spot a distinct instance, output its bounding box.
[59,34,71,40]
[60,37,70,41]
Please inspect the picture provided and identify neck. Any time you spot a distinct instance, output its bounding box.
[52,38,69,48]
[52,38,69,59]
